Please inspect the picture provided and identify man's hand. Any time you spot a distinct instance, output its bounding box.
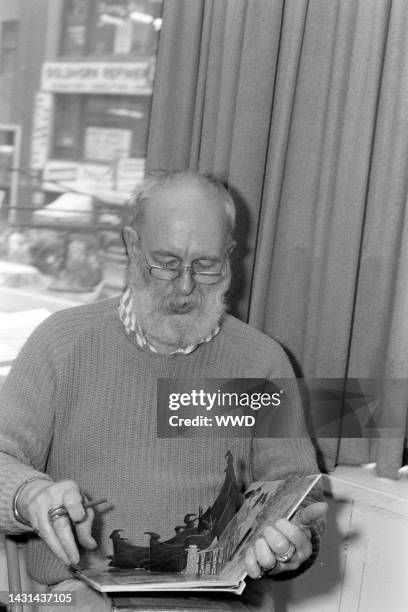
[17,479,97,566]
[244,501,328,578]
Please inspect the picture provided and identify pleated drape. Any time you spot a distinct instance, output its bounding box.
[147,0,408,477]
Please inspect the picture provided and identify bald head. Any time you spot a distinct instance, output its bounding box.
[128,170,236,243]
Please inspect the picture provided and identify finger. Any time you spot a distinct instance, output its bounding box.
[74,507,97,550]
[262,524,292,559]
[62,488,87,524]
[24,479,99,566]
[296,502,328,527]
[62,490,97,549]
[57,486,97,553]
[30,513,72,567]
[28,480,83,565]
[274,520,312,564]
[254,537,277,572]
[244,545,263,579]
[51,514,81,565]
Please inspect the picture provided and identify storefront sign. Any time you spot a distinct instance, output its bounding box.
[43,160,113,194]
[85,127,132,162]
[30,92,54,171]
[41,61,153,95]
[43,160,78,187]
[78,163,114,191]
[116,158,145,193]
[43,160,79,185]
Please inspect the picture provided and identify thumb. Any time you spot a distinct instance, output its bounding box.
[296,502,328,527]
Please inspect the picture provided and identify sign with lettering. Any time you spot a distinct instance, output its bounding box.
[43,160,113,193]
[116,157,145,193]
[41,61,153,95]
[43,160,79,185]
[30,92,54,171]
[85,127,132,162]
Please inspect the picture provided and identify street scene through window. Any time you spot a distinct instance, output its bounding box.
[0,0,163,370]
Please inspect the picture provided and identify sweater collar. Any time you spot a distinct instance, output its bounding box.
[118,287,220,355]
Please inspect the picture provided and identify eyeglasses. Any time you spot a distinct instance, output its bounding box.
[140,245,231,284]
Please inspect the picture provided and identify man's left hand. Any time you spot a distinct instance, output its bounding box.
[244,501,328,578]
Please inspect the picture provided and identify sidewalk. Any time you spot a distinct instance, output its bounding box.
[0,260,95,380]
[0,284,80,378]
[0,258,125,377]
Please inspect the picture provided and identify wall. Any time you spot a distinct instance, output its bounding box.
[273,465,408,612]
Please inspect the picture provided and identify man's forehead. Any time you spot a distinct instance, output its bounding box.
[140,180,229,252]
[145,180,227,224]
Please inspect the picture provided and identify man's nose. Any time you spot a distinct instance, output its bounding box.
[176,268,196,295]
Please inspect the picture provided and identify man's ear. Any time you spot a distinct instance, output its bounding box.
[122,226,140,259]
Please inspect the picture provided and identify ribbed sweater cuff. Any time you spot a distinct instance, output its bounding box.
[0,454,51,534]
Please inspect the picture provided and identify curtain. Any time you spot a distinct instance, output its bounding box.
[147,0,408,478]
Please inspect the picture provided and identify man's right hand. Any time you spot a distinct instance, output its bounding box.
[17,479,97,566]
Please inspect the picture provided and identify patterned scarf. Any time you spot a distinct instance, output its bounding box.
[118,287,220,355]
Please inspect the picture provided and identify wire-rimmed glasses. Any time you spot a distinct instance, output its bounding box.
[140,245,231,284]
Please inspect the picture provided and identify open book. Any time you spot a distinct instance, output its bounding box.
[73,473,321,596]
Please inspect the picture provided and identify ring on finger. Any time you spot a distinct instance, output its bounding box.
[275,541,296,563]
[48,505,69,524]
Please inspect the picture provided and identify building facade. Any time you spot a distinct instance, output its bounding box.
[0,0,162,225]
[0,0,48,223]
[34,0,162,212]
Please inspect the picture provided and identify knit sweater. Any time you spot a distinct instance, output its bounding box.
[0,297,320,585]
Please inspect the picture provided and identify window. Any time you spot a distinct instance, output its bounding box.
[84,95,150,159]
[61,0,162,58]
[52,94,151,161]
[53,96,82,160]
[0,20,19,74]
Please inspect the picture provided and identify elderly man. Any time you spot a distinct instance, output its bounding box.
[0,171,327,611]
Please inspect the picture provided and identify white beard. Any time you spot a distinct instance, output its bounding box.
[127,258,230,351]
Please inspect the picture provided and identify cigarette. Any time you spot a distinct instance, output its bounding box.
[83,497,108,509]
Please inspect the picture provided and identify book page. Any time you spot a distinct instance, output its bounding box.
[219,474,321,583]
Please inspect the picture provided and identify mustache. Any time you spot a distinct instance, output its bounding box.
[158,294,203,315]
